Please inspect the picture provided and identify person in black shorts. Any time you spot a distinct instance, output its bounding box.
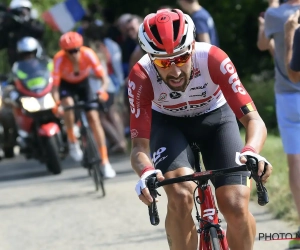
[130,9,273,250]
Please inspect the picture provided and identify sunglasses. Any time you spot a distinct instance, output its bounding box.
[66,48,80,54]
[151,46,193,69]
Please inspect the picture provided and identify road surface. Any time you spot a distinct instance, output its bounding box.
[0,153,296,250]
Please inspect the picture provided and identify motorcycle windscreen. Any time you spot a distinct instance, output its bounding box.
[14,58,52,93]
[20,93,56,113]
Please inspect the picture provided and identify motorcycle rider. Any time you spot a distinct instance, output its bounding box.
[3,37,51,152]
[1,36,45,156]
[0,0,44,67]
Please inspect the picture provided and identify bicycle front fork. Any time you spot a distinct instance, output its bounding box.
[196,184,229,250]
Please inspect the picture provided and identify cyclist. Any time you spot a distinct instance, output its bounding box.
[129,9,273,250]
[51,31,116,178]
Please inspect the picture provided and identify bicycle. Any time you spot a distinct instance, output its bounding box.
[146,149,269,250]
[64,99,106,197]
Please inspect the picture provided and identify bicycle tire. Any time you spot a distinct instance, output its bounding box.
[85,128,105,196]
[209,227,221,250]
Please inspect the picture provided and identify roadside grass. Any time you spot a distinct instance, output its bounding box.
[240,130,298,224]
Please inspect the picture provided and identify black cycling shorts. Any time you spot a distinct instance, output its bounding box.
[59,78,98,111]
[150,103,250,190]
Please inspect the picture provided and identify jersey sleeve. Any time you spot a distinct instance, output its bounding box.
[208,45,256,119]
[52,53,62,87]
[86,48,105,78]
[128,63,154,139]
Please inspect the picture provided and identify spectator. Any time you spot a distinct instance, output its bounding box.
[118,14,143,137]
[85,24,127,154]
[0,0,44,67]
[116,13,140,77]
[257,0,280,58]
[177,0,219,46]
[257,1,300,249]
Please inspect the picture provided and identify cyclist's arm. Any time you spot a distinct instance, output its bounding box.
[131,138,153,176]
[128,63,154,176]
[208,45,267,153]
[51,54,62,104]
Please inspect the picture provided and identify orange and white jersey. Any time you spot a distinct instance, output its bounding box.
[52,46,104,86]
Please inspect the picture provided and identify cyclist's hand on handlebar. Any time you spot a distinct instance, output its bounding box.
[52,102,64,118]
[97,90,109,102]
[239,151,273,184]
[135,169,164,206]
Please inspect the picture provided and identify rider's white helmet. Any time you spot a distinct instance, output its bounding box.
[9,0,32,9]
[17,37,39,53]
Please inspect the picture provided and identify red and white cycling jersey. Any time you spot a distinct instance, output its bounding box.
[128,42,256,139]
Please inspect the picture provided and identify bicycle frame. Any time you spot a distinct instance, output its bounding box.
[63,100,106,195]
[193,148,228,250]
[197,183,228,250]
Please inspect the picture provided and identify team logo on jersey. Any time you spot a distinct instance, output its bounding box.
[158,93,167,101]
[189,91,207,98]
[156,73,162,83]
[152,147,168,167]
[169,92,181,99]
[190,83,208,91]
[220,57,246,95]
[130,129,139,138]
[128,80,141,118]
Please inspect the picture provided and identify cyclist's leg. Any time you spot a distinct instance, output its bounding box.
[59,80,83,161]
[81,80,115,178]
[150,111,197,250]
[199,104,254,250]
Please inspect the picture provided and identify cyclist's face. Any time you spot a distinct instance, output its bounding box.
[153,48,193,92]
[66,48,80,62]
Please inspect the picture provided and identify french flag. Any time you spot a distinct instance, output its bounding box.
[42,0,85,33]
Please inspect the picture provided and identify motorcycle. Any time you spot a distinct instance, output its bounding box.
[9,58,68,174]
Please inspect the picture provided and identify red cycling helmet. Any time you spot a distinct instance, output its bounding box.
[138,8,195,56]
[59,31,83,50]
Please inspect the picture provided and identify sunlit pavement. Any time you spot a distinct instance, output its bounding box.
[0,153,294,250]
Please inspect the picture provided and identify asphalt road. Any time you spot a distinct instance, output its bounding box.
[0,153,297,250]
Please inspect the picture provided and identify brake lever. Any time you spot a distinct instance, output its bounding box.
[246,156,269,206]
[146,176,160,226]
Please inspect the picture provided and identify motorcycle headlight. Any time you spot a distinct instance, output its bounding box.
[20,93,56,112]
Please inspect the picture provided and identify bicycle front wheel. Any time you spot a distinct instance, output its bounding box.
[85,128,106,196]
[209,227,221,250]
[92,163,105,197]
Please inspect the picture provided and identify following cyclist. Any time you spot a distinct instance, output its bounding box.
[129,9,273,250]
[51,31,116,178]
